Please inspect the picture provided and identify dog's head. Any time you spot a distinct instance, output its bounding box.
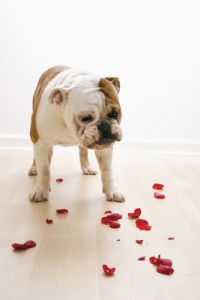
[48,74,122,149]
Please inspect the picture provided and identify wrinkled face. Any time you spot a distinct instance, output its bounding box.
[48,75,123,149]
[76,77,123,150]
[77,116,122,150]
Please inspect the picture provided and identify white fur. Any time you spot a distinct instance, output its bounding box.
[29,67,125,203]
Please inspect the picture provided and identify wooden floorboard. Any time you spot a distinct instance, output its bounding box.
[0,150,200,300]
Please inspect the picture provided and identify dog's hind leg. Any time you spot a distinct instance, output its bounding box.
[28,158,37,176]
[28,147,53,176]
[79,145,97,175]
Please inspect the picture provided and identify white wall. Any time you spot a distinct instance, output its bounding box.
[0,0,200,152]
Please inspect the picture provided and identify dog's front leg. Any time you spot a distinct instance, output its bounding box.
[79,145,97,175]
[29,141,51,202]
[95,148,125,202]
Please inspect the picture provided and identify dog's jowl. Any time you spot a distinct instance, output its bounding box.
[29,66,125,202]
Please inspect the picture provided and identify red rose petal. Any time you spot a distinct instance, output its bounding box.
[135,219,151,230]
[138,256,146,261]
[149,255,173,267]
[106,213,122,220]
[56,209,68,214]
[46,218,53,224]
[156,265,174,275]
[149,256,158,265]
[56,178,63,183]
[12,243,28,250]
[101,216,110,224]
[24,240,36,248]
[168,237,175,240]
[154,192,165,199]
[109,221,121,228]
[152,183,164,190]
[104,210,112,214]
[12,240,36,250]
[157,258,173,267]
[128,208,141,218]
[101,213,122,225]
[136,239,143,244]
[102,264,116,276]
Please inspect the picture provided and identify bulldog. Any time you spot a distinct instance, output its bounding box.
[29,66,125,202]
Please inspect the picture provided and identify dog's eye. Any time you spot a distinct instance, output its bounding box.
[81,116,93,123]
[108,111,118,119]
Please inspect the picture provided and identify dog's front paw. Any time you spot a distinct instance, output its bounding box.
[29,187,49,202]
[106,191,125,202]
[82,166,97,175]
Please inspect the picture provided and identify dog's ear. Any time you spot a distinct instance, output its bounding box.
[105,77,120,93]
[48,87,70,105]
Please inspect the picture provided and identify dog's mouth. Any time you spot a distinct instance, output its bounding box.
[88,138,116,150]
[88,132,122,149]
[98,137,116,145]
[78,119,122,150]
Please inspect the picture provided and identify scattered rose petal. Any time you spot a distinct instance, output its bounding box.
[168,237,175,240]
[149,256,158,265]
[104,210,112,214]
[157,258,173,267]
[156,265,174,275]
[56,178,64,183]
[106,213,122,220]
[101,216,110,224]
[149,255,173,267]
[46,218,53,224]
[12,243,28,250]
[102,264,116,276]
[101,213,122,226]
[128,208,141,218]
[135,219,151,231]
[116,239,120,242]
[154,192,165,199]
[109,221,121,228]
[56,209,68,214]
[12,240,36,250]
[152,183,164,190]
[138,256,145,261]
[136,239,143,244]
[24,240,36,248]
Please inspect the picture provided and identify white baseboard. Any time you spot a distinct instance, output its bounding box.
[0,134,32,149]
[115,138,200,155]
[0,134,200,155]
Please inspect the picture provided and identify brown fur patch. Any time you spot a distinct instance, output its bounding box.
[30,66,70,143]
[99,78,122,123]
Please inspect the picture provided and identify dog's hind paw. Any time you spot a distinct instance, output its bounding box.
[28,166,37,176]
[106,192,125,203]
[82,167,97,175]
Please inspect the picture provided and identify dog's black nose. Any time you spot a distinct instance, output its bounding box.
[98,121,111,135]
[97,120,117,145]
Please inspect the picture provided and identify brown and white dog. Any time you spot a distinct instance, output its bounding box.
[29,66,125,202]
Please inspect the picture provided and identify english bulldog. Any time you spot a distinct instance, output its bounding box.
[29,66,125,202]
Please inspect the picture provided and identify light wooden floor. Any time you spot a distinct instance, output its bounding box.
[0,149,200,300]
